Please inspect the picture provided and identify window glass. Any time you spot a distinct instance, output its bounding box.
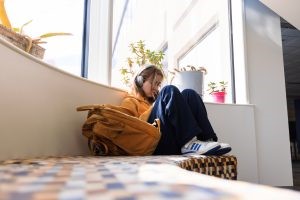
[110,0,232,103]
[111,0,167,89]
[178,25,231,102]
[87,0,233,102]
[5,0,84,76]
[174,1,232,103]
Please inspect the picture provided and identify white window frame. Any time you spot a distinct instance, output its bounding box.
[86,0,249,104]
[87,0,113,85]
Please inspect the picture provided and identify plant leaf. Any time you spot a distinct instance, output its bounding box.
[13,27,20,32]
[19,19,33,34]
[38,32,72,39]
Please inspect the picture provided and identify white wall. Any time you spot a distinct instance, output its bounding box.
[206,103,259,183]
[0,38,126,161]
[243,0,293,186]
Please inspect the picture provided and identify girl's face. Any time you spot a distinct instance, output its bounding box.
[142,74,163,99]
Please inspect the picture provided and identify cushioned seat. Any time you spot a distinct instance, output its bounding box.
[176,155,237,179]
[0,154,237,180]
[2,155,300,200]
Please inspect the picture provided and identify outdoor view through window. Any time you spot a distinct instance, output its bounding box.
[5,0,84,76]
[111,0,232,102]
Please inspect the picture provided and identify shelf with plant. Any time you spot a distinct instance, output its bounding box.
[0,0,71,58]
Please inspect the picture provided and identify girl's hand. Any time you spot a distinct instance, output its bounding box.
[153,91,158,100]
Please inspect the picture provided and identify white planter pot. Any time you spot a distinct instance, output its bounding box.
[171,71,204,96]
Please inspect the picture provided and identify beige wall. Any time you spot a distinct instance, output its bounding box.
[0,38,126,161]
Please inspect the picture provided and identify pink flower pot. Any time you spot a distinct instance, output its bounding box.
[211,91,226,103]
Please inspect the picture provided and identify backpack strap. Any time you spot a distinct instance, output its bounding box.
[77,104,104,111]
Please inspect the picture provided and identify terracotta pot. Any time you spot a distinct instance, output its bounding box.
[211,91,226,103]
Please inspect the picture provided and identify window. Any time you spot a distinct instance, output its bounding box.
[87,0,235,102]
[109,0,233,102]
[111,0,167,89]
[6,0,85,76]
[174,1,233,103]
[178,25,220,75]
[178,24,232,102]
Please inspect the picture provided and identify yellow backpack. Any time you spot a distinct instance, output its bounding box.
[77,104,161,156]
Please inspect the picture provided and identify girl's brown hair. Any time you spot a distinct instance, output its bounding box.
[132,65,164,103]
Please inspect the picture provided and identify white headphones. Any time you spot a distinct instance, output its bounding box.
[134,65,156,88]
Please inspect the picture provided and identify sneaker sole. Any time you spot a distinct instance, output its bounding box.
[182,144,222,156]
[201,145,221,155]
[205,147,232,156]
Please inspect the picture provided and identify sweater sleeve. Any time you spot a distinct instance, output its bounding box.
[120,95,153,121]
[120,97,139,117]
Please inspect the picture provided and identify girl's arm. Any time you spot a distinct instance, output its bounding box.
[120,97,139,117]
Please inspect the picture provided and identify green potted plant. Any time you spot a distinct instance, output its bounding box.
[0,0,71,59]
[120,40,164,87]
[207,81,228,103]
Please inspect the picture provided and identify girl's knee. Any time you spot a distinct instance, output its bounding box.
[181,88,197,96]
[161,85,181,94]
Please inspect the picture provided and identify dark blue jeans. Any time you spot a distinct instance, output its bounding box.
[148,85,217,155]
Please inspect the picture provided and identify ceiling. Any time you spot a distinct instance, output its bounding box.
[281,19,300,99]
[260,0,300,30]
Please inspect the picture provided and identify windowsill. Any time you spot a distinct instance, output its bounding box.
[204,102,254,107]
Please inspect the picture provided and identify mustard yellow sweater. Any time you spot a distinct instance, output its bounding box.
[120,93,153,122]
